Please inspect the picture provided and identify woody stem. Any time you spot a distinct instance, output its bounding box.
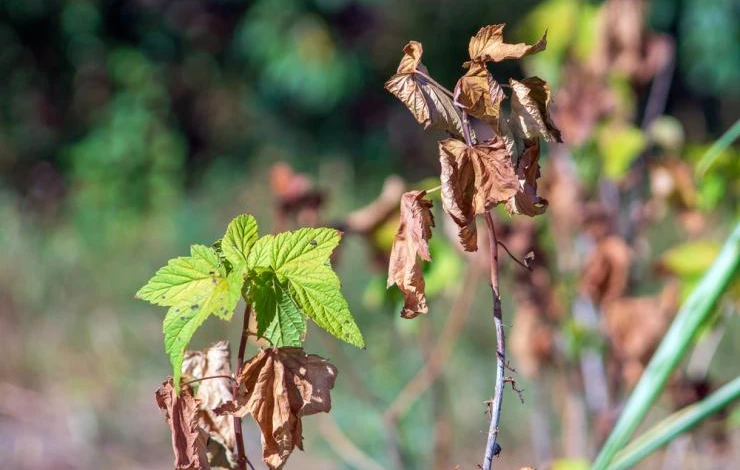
[482,211,506,470]
[234,304,255,470]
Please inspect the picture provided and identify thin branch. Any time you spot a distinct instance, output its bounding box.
[181,375,235,387]
[424,184,442,194]
[496,241,532,271]
[461,110,474,146]
[482,211,506,470]
[504,376,525,404]
[233,304,255,470]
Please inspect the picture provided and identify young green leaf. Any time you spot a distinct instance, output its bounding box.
[248,228,365,348]
[222,214,259,268]
[251,270,306,347]
[163,266,243,388]
[137,245,233,308]
[138,244,244,388]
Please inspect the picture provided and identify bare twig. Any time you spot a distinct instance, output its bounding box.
[496,241,532,271]
[504,376,525,404]
[181,375,236,387]
[482,211,506,470]
[234,304,256,470]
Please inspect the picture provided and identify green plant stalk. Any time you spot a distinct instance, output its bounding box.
[591,222,740,470]
[696,119,740,176]
[608,375,740,470]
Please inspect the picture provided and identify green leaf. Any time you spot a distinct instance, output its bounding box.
[136,245,228,307]
[222,214,259,268]
[137,244,244,389]
[163,267,243,389]
[248,228,365,348]
[251,270,305,347]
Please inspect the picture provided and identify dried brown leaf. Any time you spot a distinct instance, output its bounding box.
[467,24,546,64]
[385,41,465,138]
[509,77,563,143]
[506,139,548,217]
[155,379,211,470]
[453,62,505,128]
[387,190,435,318]
[182,342,236,468]
[439,138,518,251]
[218,348,337,470]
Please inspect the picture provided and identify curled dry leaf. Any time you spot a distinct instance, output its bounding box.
[509,77,563,143]
[385,41,466,138]
[466,24,547,64]
[506,139,548,217]
[155,379,210,470]
[439,138,518,251]
[182,341,236,468]
[454,62,506,129]
[217,348,337,470]
[387,190,435,318]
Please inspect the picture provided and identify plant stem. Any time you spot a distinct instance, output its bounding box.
[181,375,236,387]
[482,211,505,470]
[415,69,455,99]
[233,304,255,470]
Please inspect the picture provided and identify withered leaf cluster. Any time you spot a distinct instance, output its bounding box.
[156,344,337,470]
[385,24,562,317]
[217,347,337,469]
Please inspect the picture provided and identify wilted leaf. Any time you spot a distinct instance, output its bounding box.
[454,62,505,128]
[182,342,236,469]
[387,190,435,318]
[218,348,337,469]
[510,77,563,143]
[155,379,210,470]
[506,139,549,216]
[439,138,518,251]
[247,228,364,348]
[467,24,547,64]
[580,235,632,306]
[385,41,466,138]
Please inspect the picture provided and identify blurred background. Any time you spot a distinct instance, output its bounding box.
[0,0,738,469]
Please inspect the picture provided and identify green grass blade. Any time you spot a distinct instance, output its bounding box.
[592,222,740,470]
[609,376,740,470]
[696,119,740,176]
